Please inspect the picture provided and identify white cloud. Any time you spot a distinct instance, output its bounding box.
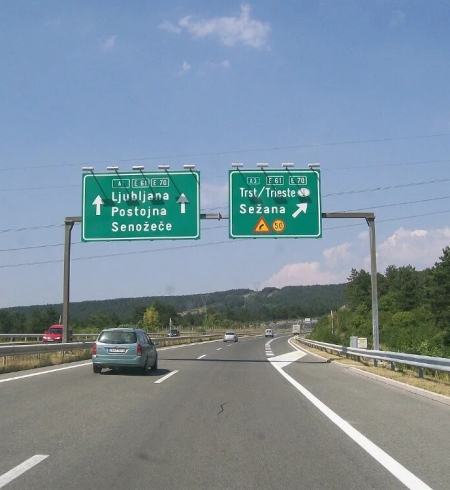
[100,35,117,51]
[261,226,450,291]
[323,242,352,266]
[201,183,228,208]
[205,60,231,69]
[159,20,181,34]
[173,4,270,48]
[374,226,450,271]
[261,262,344,289]
[180,61,191,73]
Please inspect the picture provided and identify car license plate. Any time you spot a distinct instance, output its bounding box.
[109,348,127,353]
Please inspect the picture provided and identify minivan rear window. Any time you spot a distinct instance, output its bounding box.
[98,331,137,344]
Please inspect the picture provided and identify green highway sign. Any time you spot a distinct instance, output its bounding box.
[82,171,200,242]
[229,169,322,238]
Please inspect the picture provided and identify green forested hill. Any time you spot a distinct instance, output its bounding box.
[0,284,345,333]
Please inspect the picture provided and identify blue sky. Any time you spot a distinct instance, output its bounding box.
[1,1,450,308]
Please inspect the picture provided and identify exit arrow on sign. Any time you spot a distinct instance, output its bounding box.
[292,203,308,218]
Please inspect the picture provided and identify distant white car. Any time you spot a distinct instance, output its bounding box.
[265,328,274,338]
[223,332,238,342]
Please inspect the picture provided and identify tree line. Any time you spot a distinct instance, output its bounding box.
[310,246,450,357]
[0,285,345,334]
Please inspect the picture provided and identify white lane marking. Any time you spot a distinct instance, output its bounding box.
[0,455,48,488]
[216,348,222,351]
[265,338,275,357]
[269,350,306,368]
[270,364,433,490]
[0,339,228,385]
[0,362,91,384]
[197,354,206,359]
[154,370,179,384]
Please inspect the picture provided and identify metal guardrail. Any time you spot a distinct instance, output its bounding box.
[297,337,450,378]
[0,334,228,359]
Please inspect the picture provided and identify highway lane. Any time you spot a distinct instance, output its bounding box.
[277,337,450,490]
[0,334,445,489]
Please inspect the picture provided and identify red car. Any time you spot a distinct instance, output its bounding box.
[42,324,72,343]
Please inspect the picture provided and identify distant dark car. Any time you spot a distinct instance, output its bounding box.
[167,329,180,337]
[42,324,73,343]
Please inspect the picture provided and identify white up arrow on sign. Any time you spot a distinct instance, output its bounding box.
[177,193,189,214]
[92,195,104,216]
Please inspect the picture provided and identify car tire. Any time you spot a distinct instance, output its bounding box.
[151,355,158,371]
[93,365,102,374]
[141,357,149,375]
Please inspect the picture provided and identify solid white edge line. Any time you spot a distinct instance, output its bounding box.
[0,362,92,384]
[0,455,48,488]
[154,370,179,384]
[197,354,206,359]
[273,343,433,489]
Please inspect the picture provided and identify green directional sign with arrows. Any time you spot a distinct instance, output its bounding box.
[82,171,200,241]
[229,169,322,238]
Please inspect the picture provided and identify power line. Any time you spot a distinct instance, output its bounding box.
[2,194,449,253]
[2,156,450,194]
[0,224,63,234]
[202,177,450,212]
[1,176,450,235]
[1,132,450,173]
[1,208,449,268]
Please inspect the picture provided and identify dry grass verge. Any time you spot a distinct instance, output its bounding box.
[294,339,450,398]
[0,350,92,375]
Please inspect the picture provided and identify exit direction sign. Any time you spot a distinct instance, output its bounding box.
[229,169,322,238]
[82,171,200,242]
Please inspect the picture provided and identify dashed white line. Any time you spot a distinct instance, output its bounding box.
[197,354,206,359]
[216,348,222,351]
[265,338,275,357]
[0,455,48,488]
[154,370,179,384]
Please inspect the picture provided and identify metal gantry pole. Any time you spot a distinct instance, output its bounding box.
[62,217,81,343]
[322,213,379,350]
[61,212,379,347]
[367,217,379,350]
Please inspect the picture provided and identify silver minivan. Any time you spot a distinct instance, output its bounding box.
[92,327,158,374]
[265,328,274,338]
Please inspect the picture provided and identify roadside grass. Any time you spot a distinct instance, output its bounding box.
[294,339,450,398]
[0,350,92,375]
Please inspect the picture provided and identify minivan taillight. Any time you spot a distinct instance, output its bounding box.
[137,344,142,356]
[92,344,97,355]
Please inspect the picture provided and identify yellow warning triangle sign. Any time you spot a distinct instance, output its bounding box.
[253,217,270,233]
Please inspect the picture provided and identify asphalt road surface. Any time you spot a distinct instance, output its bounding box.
[0,335,449,489]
